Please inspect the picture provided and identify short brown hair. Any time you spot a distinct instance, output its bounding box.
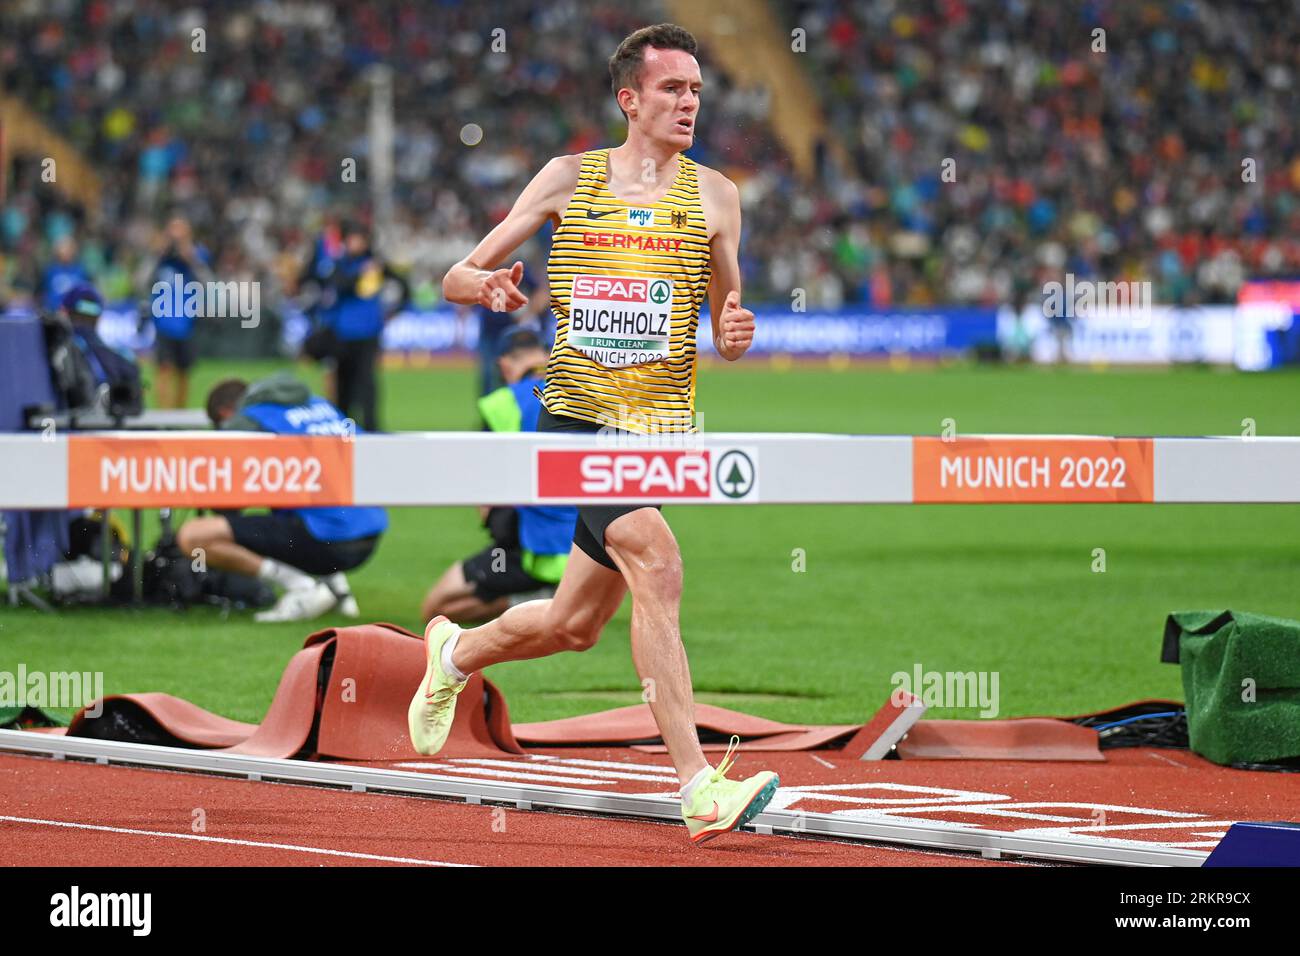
[608,23,698,117]
[206,378,248,426]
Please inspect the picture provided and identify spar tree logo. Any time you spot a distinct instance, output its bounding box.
[715,450,755,499]
[649,279,671,305]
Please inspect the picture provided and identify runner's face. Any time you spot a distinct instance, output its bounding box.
[632,48,701,150]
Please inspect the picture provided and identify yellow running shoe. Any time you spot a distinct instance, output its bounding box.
[681,735,780,844]
[407,616,468,755]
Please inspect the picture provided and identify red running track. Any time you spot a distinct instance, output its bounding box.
[0,755,1022,867]
[351,745,1300,855]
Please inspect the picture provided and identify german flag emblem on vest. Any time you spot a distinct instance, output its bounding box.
[671,210,688,229]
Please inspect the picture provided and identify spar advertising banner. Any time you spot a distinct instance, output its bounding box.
[534,445,759,504]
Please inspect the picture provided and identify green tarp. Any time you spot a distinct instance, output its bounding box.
[1163,610,1300,766]
[0,706,68,728]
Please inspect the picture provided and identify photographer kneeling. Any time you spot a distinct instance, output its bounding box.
[177,374,387,623]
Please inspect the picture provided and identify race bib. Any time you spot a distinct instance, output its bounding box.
[568,274,673,368]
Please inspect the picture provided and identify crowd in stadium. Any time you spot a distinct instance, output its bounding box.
[2,0,1297,319]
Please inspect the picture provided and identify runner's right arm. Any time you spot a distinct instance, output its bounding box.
[442,155,581,311]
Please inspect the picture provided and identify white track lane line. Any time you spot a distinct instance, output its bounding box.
[0,815,474,867]
[448,758,680,783]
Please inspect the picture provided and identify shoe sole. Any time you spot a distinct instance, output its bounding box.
[407,616,455,755]
[690,774,781,845]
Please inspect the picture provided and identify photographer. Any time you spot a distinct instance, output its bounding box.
[143,214,212,409]
[315,220,408,431]
[59,283,143,417]
[175,373,387,623]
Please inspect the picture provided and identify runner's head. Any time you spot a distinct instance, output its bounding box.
[608,23,700,150]
[206,378,249,427]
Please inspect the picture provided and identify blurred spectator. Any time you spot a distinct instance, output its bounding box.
[60,282,143,415]
[40,236,90,312]
[143,214,212,408]
[320,220,409,431]
[1,0,1295,313]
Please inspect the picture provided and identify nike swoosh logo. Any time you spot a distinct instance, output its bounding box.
[689,802,720,823]
[586,208,619,219]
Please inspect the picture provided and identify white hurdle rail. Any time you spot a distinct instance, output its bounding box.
[1,431,1299,508]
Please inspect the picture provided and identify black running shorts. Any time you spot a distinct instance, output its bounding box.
[536,407,661,571]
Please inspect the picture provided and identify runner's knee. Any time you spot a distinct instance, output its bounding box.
[606,525,682,604]
[547,606,605,652]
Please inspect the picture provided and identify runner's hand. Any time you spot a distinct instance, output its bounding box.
[718,290,755,358]
[479,261,529,312]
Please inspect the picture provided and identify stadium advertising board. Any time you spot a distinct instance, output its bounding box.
[1006,303,1292,369]
[73,302,1293,368]
[913,437,1154,503]
[66,435,354,508]
[534,447,759,503]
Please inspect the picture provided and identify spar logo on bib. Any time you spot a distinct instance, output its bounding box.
[535,447,758,502]
[568,274,673,368]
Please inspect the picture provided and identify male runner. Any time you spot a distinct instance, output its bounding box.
[410,23,775,843]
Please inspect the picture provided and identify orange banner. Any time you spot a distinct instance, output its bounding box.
[68,436,354,508]
[913,437,1153,503]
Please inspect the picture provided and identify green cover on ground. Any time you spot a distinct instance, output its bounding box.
[1163,610,1300,765]
[0,706,69,728]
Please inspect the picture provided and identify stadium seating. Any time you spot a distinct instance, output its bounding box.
[3,0,1295,315]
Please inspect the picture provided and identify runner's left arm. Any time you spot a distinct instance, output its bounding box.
[703,174,755,362]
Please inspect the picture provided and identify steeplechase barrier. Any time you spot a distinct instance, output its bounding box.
[2,432,1298,509]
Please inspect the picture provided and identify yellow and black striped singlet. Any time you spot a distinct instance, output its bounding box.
[540,148,711,432]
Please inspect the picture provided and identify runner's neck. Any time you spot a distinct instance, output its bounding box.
[604,144,682,207]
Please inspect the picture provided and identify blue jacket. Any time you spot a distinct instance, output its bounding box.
[325,254,387,341]
[229,376,388,542]
[150,246,212,340]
